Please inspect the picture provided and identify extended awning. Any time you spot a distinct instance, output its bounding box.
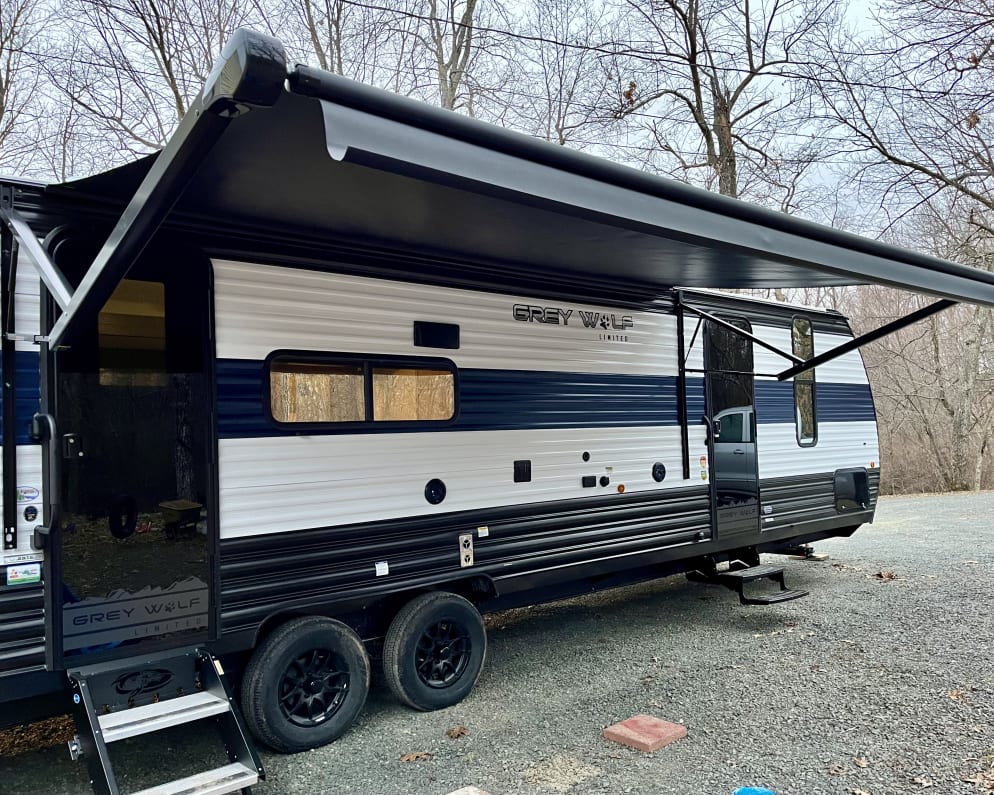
[4,29,994,350]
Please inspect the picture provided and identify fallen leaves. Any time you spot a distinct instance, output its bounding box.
[963,771,994,790]
[524,755,601,793]
[828,757,871,778]
[446,725,470,740]
[962,761,994,791]
[873,570,898,581]
[0,716,75,756]
[400,751,433,763]
[949,688,975,705]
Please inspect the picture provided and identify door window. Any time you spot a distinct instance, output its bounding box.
[792,316,817,446]
[705,315,758,538]
[98,279,166,386]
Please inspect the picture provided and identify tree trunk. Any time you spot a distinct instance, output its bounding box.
[713,102,738,198]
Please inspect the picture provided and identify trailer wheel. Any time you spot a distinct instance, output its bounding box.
[240,616,370,753]
[382,592,486,711]
[108,495,137,539]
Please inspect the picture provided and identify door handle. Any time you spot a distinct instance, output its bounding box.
[29,413,60,550]
[733,449,746,455]
[702,416,720,442]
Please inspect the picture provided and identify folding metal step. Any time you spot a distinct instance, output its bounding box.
[99,691,230,743]
[130,762,258,795]
[67,647,264,795]
[716,564,785,584]
[715,564,809,606]
[744,589,809,606]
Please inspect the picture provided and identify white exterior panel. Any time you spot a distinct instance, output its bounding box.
[753,325,870,384]
[756,421,879,480]
[0,446,43,564]
[213,259,877,541]
[1,253,43,564]
[219,426,690,538]
[213,260,678,375]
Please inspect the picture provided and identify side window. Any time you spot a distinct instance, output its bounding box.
[269,356,455,426]
[792,316,817,446]
[270,362,365,423]
[372,367,455,421]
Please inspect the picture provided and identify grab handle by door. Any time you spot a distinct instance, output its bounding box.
[702,415,719,442]
[29,413,60,550]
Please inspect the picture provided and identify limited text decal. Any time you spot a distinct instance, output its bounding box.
[62,577,209,651]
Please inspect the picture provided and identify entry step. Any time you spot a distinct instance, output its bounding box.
[131,762,258,795]
[715,564,809,606]
[745,589,809,605]
[67,647,264,795]
[99,691,230,743]
[716,564,784,583]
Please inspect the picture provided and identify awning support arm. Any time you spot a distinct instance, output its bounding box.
[777,299,956,381]
[682,303,804,365]
[0,189,73,312]
[46,29,288,349]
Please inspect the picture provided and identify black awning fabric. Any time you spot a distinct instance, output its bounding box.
[53,67,994,306]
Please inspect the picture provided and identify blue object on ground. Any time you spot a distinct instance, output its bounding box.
[733,789,776,795]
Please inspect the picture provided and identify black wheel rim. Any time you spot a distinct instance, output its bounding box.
[278,649,350,727]
[415,619,472,688]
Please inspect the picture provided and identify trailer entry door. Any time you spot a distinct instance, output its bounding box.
[705,317,760,542]
[51,259,212,666]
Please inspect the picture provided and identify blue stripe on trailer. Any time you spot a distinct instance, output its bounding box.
[0,351,41,445]
[686,377,706,424]
[216,359,686,438]
[457,369,681,430]
[754,380,875,424]
[217,359,875,438]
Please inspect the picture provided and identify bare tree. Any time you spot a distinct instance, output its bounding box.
[418,0,478,110]
[0,0,44,173]
[841,206,994,493]
[53,0,258,155]
[610,0,841,202]
[507,0,619,147]
[262,0,420,93]
[400,0,515,116]
[808,2,994,492]
[816,0,994,233]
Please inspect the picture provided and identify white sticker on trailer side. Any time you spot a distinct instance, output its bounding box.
[0,445,44,563]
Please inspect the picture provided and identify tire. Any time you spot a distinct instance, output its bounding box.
[382,592,487,711]
[240,616,370,753]
[108,495,137,539]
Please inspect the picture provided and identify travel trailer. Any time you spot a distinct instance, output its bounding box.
[3,29,994,795]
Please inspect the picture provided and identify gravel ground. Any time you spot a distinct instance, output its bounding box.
[2,491,992,795]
